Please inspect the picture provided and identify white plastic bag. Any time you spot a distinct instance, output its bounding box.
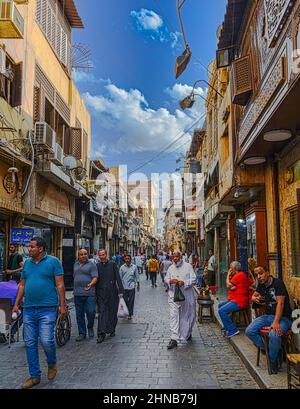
[118,297,129,318]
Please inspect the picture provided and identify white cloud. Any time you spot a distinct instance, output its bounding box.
[130,8,181,48]
[130,9,163,31]
[169,31,182,49]
[83,82,206,155]
[92,143,107,160]
[72,71,109,84]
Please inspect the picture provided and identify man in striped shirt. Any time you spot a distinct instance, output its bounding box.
[119,255,140,320]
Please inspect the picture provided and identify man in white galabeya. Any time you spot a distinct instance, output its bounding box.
[165,249,196,350]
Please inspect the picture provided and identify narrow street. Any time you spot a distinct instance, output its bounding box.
[0,274,258,389]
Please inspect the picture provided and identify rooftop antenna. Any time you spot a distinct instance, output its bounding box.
[72,43,93,72]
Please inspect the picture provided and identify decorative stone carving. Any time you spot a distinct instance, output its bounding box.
[264,0,296,47]
[240,50,287,146]
[3,173,16,194]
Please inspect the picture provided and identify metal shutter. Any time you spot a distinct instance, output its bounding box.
[35,0,42,25]
[11,62,22,107]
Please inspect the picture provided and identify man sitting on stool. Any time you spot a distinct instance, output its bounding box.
[245,266,292,374]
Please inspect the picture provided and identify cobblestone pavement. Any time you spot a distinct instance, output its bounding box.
[0,274,258,389]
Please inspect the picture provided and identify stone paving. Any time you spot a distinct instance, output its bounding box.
[0,274,258,389]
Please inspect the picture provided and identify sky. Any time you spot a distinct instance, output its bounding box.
[72,0,227,178]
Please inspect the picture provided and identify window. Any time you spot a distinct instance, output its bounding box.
[35,0,71,72]
[290,208,300,277]
[0,54,22,107]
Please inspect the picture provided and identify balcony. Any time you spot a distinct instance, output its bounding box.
[35,160,86,197]
[0,0,24,38]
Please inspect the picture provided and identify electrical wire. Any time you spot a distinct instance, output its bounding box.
[21,130,35,197]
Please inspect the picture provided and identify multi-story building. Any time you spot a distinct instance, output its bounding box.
[215,0,300,301]
[0,0,91,283]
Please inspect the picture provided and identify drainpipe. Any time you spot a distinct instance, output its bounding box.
[273,157,283,280]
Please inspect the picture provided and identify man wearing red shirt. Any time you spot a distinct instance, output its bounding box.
[218,261,253,338]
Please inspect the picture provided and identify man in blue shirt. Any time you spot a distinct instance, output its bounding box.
[13,237,66,389]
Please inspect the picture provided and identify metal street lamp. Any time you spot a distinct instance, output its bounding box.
[175,0,192,79]
[179,79,222,110]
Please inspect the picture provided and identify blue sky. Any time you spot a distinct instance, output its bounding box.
[73,0,227,176]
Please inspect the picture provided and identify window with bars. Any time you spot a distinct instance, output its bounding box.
[290,208,300,278]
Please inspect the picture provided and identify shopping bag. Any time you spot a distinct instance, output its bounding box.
[118,297,129,318]
[174,284,185,302]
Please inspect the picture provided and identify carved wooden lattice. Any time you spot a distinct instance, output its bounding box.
[231,55,253,105]
[71,127,82,160]
[264,0,296,47]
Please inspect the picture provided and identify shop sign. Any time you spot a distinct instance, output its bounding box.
[48,214,67,225]
[187,220,197,231]
[62,239,74,247]
[11,228,34,244]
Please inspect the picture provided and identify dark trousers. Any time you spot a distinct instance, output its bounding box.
[124,289,136,316]
[74,296,96,336]
[146,268,149,280]
[150,272,157,286]
[96,292,119,336]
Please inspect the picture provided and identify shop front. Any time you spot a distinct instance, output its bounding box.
[0,158,26,280]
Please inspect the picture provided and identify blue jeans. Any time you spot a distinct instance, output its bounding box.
[218,301,241,332]
[23,307,57,378]
[245,315,292,363]
[74,296,96,336]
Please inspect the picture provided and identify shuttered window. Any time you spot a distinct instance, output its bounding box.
[35,0,71,72]
[231,55,253,106]
[71,127,82,160]
[290,208,300,277]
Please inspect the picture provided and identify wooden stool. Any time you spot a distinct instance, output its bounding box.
[287,354,300,389]
[230,308,251,329]
[197,299,215,323]
[256,327,293,375]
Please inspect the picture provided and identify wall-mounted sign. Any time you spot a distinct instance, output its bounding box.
[187,220,197,232]
[62,239,74,247]
[11,228,34,244]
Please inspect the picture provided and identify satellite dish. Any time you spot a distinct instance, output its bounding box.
[63,155,78,169]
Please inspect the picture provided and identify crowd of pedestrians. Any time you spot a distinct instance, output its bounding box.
[0,239,295,388]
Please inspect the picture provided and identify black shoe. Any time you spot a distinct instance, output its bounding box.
[97,334,106,343]
[76,334,86,342]
[110,332,115,337]
[187,334,192,341]
[270,360,278,374]
[167,339,178,350]
[88,328,94,338]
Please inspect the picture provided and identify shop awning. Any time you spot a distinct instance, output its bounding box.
[58,0,84,28]
[217,0,250,50]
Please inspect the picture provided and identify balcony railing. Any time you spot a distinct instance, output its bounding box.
[0,0,24,38]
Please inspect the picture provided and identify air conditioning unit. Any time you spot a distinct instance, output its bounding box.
[50,143,64,166]
[0,0,25,39]
[34,122,55,152]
